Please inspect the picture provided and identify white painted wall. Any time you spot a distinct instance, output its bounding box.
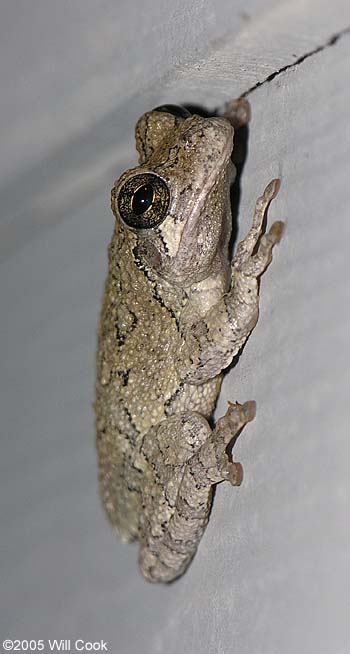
[1,2,349,653]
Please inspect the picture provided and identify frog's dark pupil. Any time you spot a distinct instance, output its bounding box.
[132,184,154,215]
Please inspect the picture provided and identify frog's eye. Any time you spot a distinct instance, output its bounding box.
[116,173,170,229]
[153,104,191,119]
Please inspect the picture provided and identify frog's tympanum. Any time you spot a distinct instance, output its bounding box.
[95,101,284,582]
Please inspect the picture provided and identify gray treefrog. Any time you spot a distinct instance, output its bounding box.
[95,100,283,583]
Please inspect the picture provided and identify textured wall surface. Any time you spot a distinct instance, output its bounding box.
[1,2,349,653]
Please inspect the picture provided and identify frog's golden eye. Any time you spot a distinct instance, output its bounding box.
[116,173,170,229]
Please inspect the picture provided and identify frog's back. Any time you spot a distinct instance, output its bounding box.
[96,225,221,540]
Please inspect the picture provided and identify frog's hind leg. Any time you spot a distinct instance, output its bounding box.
[138,402,255,583]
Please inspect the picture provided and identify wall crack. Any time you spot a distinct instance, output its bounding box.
[241,26,350,98]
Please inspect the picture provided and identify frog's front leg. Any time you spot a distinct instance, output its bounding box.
[182,179,284,384]
[137,401,255,583]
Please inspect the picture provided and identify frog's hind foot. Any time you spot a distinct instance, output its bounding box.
[207,400,256,486]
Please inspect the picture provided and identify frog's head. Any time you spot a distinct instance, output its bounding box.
[112,106,235,286]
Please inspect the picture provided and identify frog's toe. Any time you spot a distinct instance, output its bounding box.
[268,220,285,244]
[263,178,281,201]
[219,97,251,129]
[224,400,256,429]
[221,461,244,486]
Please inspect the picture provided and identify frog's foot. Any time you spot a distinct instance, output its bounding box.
[208,400,256,486]
[218,98,251,129]
[233,179,283,272]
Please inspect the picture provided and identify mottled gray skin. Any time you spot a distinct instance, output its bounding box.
[95,101,283,583]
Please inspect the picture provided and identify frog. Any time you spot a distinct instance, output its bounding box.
[95,99,284,583]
